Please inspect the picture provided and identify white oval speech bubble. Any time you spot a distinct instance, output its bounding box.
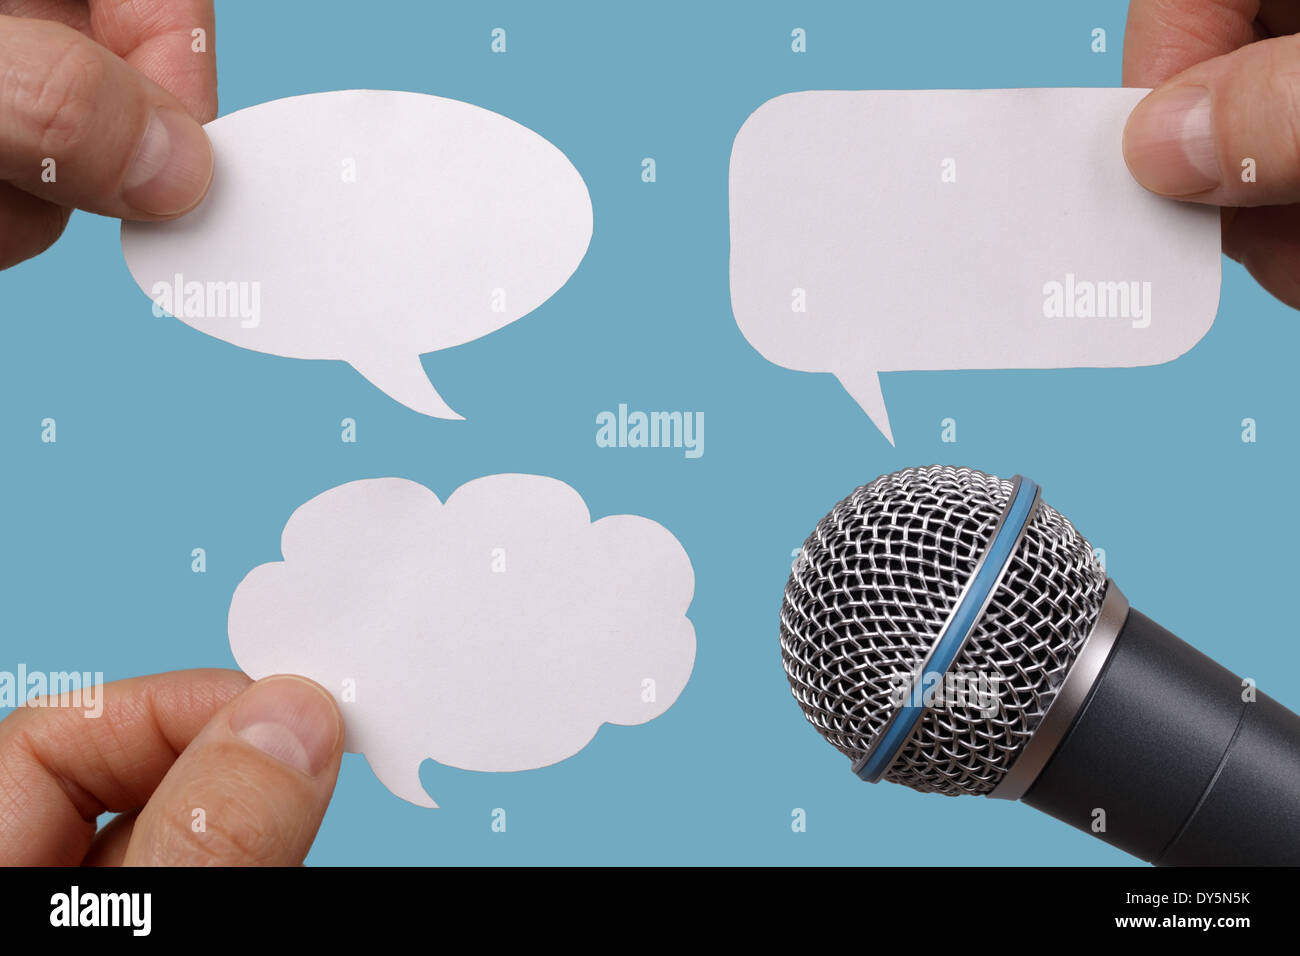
[228,475,696,807]
[730,89,1222,444]
[122,90,593,418]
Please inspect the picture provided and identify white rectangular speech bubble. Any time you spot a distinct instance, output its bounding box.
[729,88,1222,443]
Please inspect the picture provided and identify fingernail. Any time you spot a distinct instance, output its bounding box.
[229,676,341,776]
[1123,86,1220,196]
[122,107,214,216]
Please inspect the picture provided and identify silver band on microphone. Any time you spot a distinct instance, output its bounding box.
[989,580,1130,801]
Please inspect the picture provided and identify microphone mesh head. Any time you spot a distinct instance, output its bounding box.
[779,465,1106,796]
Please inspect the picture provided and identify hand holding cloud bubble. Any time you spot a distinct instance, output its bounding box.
[121,90,593,419]
[729,89,1222,444]
[228,475,696,808]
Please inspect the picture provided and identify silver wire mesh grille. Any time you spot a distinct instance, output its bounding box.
[779,465,1106,796]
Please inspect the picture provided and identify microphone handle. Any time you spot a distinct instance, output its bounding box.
[1021,608,1300,865]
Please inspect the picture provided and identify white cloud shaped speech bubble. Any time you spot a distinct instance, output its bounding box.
[228,475,696,807]
[729,89,1222,444]
[122,90,593,419]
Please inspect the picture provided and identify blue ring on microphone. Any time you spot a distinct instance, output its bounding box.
[852,475,1041,783]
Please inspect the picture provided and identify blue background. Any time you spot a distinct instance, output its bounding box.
[3,0,1294,866]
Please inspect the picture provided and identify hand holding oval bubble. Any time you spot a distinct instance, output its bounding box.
[122,90,593,418]
[729,89,1222,444]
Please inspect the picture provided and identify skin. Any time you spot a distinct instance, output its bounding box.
[0,3,347,866]
[0,670,345,865]
[0,0,217,268]
[1123,0,1300,309]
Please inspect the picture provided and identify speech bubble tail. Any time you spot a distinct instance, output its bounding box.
[364,752,439,809]
[349,356,465,420]
[838,372,894,445]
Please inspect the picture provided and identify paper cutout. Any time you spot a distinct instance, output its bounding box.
[228,475,696,807]
[121,90,593,418]
[729,88,1222,443]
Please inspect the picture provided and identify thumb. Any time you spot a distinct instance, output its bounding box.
[123,675,344,866]
[1123,34,1300,206]
[0,15,213,219]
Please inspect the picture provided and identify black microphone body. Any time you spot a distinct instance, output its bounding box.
[1023,608,1300,865]
[779,465,1300,866]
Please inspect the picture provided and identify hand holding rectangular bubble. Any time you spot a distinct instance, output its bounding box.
[729,89,1222,443]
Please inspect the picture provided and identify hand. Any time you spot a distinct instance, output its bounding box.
[1122,0,1300,310]
[0,0,217,269]
[0,670,345,865]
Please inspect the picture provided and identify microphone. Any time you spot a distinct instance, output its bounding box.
[780,464,1300,865]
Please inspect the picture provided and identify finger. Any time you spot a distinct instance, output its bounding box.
[124,676,343,866]
[0,180,70,269]
[1123,34,1300,205]
[0,669,249,865]
[1223,203,1300,309]
[0,15,213,219]
[1122,0,1261,88]
[82,810,139,867]
[87,0,217,122]
[0,1,90,32]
